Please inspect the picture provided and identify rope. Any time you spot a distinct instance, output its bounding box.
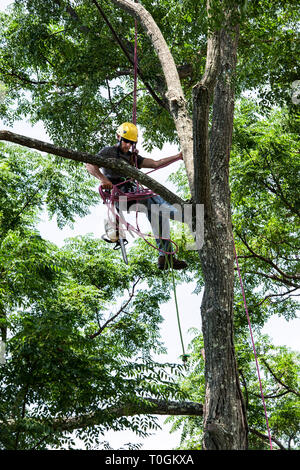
[99,183,178,255]
[132,19,138,127]
[165,256,189,364]
[132,18,139,190]
[233,240,273,450]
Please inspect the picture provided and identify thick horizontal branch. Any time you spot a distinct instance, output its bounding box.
[5,397,284,450]
[5,399,203,434]
[57,399,204,433]
[0,130,185,207]
[249,428,287,450]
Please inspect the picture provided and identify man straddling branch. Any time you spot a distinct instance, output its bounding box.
[85,122,188,270]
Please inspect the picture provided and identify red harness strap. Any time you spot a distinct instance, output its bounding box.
[234,241,273,450]
[99,181,178,255]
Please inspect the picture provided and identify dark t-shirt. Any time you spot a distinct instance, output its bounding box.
[97,144,145,184]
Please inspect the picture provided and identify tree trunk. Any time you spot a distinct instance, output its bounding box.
[197,24,248,449]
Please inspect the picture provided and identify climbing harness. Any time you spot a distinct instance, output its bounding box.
[99,172,180,247]
[234,241,273,450]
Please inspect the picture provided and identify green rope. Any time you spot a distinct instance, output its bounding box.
[165,256,189,364]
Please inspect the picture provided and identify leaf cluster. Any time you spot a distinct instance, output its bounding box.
[231,100,299,330]
[1,0,298,151]
[169,330,299,450]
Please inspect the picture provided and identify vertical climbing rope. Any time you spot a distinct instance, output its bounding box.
[164,257,189,365]
[132,17,139,194]
[233,241,273,450]
[132,19,138,127]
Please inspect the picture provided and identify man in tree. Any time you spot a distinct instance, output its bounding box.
[85,122,188,270]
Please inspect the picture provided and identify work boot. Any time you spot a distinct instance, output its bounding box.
[157,255,188,271]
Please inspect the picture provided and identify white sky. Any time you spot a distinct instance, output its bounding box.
[0,0,298,450]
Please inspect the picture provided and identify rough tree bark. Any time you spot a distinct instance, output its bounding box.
[197,23,248,449]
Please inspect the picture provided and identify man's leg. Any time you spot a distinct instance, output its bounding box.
[118,195,188,270]
[144,195,188,270]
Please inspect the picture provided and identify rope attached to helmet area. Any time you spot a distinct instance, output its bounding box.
[132,19,138,127]
[132,18,140,190]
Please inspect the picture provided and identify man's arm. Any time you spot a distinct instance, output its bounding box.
[85,163,113,189]
[141,152,183,169]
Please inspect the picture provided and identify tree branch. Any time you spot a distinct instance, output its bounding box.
[91,0,167,110]
[0,67,53,86]
[249,427,287,450]
[53,0,168,109]
[0,131,185,207]
[89,277,141,339]
[4,393,286,450]
[262,359,300,397]
[236,232,300,285]
[254,288,299,307]
[53,0,91,34]
[261,180,300,218]
[236,269,300,289]
[264,155,300,218]
[6,399,204,434]
[252,390,290,399]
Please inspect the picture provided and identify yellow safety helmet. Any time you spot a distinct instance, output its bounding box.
[116,122,138,142]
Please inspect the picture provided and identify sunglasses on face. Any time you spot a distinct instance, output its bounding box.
[121,137,135,144]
